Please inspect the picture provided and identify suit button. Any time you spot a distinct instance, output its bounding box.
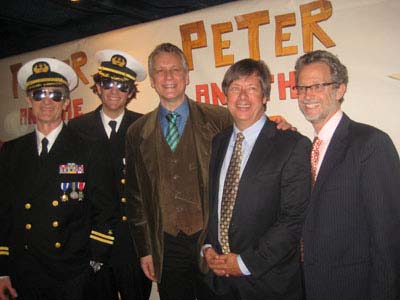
[121,197,127,203]
[54,242,61,248]
[122,216,127,221]
[121,178,126,184]
[25,224,32,230]
[52,200,59,207]
[52,221,59,228]
[25,203,31,210]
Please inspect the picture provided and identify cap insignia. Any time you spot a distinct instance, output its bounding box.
[32,61,50,74]
[111,55,127,68]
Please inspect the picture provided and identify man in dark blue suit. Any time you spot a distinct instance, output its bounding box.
[294,50,400,300]
[0,58,118,300]
[203,58,311,300]
[68,49,152,300]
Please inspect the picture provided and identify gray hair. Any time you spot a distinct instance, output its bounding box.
[295,50,348,103]
[148,43,189,76]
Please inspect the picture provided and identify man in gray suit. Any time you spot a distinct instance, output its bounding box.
[295,50,400,300]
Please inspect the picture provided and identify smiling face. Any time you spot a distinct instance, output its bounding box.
[226,73,267,131]
[149,52,189,111]
[297,62,346,133]
[27,86,70,130]
[96,80,134,118]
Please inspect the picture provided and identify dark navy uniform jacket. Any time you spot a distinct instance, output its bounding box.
[0,124,119,282]
[68,105,142,266]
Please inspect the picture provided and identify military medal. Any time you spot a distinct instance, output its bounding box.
[60,182,71,202]
[77,182,85,201]
[69,182,79,200]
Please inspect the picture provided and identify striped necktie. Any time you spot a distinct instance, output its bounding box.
[166,112,179,151]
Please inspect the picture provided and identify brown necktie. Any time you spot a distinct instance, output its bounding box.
[220,132,244,254]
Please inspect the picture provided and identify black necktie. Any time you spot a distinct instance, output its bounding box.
[40,137,48,158]
[108,120,117,141]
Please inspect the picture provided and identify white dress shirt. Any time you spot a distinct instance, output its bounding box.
[36,121,63,154]
[100,109,124,138]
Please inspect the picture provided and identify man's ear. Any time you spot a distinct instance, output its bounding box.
[336,83,347,101]
[95,83,102,95]
[25,95,32,106]
[150,75,155,88]
[185,72,190,86]
[62,99,71,110]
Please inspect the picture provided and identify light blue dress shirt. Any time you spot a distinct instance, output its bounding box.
[218,115,267,275]
[159,98,189,138]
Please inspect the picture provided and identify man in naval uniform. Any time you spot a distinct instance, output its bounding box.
[0,58,118,300]
[69,49,152,300]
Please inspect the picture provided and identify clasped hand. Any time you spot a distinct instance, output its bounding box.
[204,247,243,277]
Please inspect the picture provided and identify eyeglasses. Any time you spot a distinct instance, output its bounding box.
[293,82,338,95]
[30,89,67,102]
[100,78,132,93]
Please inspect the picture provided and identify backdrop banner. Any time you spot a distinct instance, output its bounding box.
[1,0,399,151]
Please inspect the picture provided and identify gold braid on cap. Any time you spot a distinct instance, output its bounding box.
[26,77,68,89]
[98,66,136,81]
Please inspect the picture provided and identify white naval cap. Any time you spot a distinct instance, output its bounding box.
[17,57,78,91]
[95,49,146,82]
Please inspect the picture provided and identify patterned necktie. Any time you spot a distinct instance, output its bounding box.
[40,137,48,158]
[311,137,322,186]
[166,112,179,151]
[108,120,117,141]
[220,132,244,254]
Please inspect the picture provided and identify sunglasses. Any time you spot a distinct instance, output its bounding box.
[30,89,67,102]
[99,78,132,93]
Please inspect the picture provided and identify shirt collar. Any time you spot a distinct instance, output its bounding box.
[159,98,189,119]
[316,110,343,141]
[233,114,266,145]
[36,121,63,152]
[100,108,125,132]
